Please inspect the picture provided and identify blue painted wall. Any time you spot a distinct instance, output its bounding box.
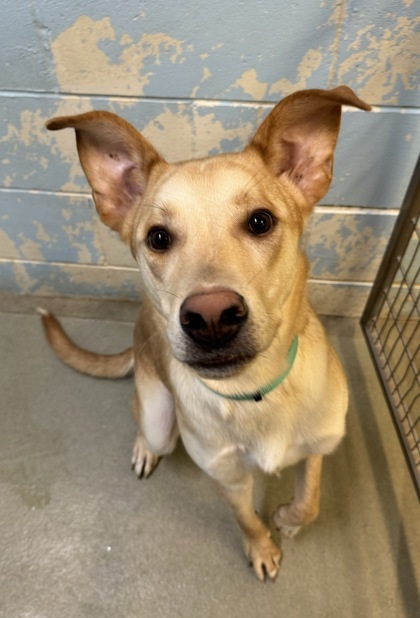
[1,0,419,315]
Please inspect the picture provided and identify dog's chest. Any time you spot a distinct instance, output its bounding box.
[172,374,310,474]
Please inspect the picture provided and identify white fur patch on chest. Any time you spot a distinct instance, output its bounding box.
[170,356,346,477]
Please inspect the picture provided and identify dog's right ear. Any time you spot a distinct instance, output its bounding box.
[247,86,371,210]
[46,111,165,237]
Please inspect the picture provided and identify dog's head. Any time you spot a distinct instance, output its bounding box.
[47,87,370,378]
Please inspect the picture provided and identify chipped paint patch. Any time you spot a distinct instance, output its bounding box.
[140,105,194,162]
[0,108,54,190]
[96,224,137,268]
[0,260,142,300]
[191,67,213,97]
[0,229,20,259]
[307,210,396,281]
[0,109,50,148]
[51,16,186,95]
[0,192,103,264]
[17,237,44,261]
[326,0,347,86]
[192,104,258,158]
[269,48,324,96]
[338,16,419,104]
[231,69,268,100]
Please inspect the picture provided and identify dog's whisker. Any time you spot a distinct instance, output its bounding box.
[155,288,181,299]
[242,170,261,195]
[242,168,266,199]
[265,313,280,325]
[142,201,168,214]
[137,331,160,357]
[244,265,266,289]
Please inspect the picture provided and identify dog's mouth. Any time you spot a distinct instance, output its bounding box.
[186,352,255,378]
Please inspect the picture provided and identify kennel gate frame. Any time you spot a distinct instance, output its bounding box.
[361,157,420,498]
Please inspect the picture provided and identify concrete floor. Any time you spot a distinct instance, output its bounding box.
[0,295,418,618]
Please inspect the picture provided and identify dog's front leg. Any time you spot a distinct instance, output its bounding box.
[131,372,179,479]
[273,454,323,537]
[218,474,281,581]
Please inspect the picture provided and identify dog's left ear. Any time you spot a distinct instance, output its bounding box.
[248,86,371,209]
[46,111,165,237]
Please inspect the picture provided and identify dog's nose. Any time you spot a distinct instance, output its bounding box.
[180,290,248,347]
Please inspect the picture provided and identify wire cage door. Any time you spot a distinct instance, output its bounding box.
[361,158,420,497]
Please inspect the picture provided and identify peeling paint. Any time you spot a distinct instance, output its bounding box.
[17,237,44,261]
[0,192,103,264]
[190,66,212,96]
[0,1,418,314]
[338,15,419,104]
[231,69,268,100]
[269,48,324,96]
[326,0,347,86]
[192,107,255,158]
[0,229,20,259]
[307,211,396,280]
[140,106,194,162]
[34,222,53,244]
[0,109,50,148]
[51,16,186,95]
[0,260,141,299]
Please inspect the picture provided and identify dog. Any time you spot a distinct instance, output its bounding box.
[39,86,371,581]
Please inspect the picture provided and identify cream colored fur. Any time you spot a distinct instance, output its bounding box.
[41,86,371,580]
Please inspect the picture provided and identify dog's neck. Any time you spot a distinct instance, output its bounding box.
[200,335,299,402]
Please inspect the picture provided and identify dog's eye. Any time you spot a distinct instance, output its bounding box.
[147,227,172,252]
[248,210,274,236]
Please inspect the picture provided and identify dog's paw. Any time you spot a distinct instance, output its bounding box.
[273,505,302,538]
[131,434,160,479]
[272,502,318,538]
[243,533,281,581]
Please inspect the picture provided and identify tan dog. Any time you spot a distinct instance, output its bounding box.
[40,87,371,581]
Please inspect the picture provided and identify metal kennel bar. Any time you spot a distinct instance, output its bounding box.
[361,157,420,497]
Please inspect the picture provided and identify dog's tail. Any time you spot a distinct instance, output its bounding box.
[37,308,134,379]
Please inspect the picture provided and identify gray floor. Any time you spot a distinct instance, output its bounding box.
[0,295,418,618]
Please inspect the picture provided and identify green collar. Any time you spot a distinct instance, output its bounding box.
[201,336,298,402]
